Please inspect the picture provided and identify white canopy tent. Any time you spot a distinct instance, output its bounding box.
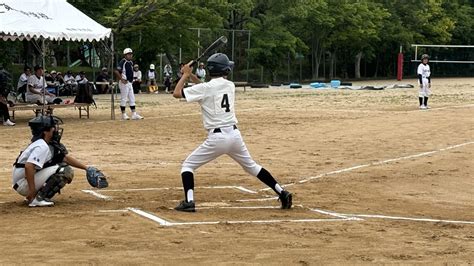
[0,0,115,118]
[0,0,111,41]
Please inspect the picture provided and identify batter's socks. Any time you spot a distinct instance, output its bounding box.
[181,171,194,202]
[423,97,429,107]
[120,106,126,113]
[419,97,423,107]
[130,106,136,112]
[257,168,284,195]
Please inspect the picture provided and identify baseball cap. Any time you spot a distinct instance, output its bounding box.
[123,48,133,54]
[34,65,43,71]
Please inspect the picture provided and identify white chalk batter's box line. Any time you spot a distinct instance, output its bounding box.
[83,140,474,226]
[97,205,474,227]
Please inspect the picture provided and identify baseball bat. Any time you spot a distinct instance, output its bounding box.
[190,35,228,67]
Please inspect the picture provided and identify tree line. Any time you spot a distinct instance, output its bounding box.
[2,0,472,82]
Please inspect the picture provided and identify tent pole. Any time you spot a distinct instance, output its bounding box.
[110,32,115,120]
[42,38,46,116]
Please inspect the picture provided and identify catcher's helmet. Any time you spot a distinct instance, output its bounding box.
[123,48,133,55]
[206,53,234,77]
[29,115,63,142]
[421,54,430,60]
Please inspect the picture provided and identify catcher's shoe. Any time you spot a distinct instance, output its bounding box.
[174,200,195,212]
[29,196,54,207]
[279,190,292,209]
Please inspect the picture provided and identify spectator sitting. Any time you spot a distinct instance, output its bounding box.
[132,64,142,94]
[45,70,60,96]
[75,71,88,85]
[16,66,31,103]
[96,67,110,94]
[1,68,15,126]
[163,64,173,93]
[63,70,77,95]
[26,65,61,105]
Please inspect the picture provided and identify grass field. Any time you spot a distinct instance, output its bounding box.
[0,78,472,264]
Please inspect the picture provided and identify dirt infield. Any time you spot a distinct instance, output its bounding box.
[0,78,472,264]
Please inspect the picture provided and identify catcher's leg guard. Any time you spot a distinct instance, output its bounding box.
[37,165,74,200]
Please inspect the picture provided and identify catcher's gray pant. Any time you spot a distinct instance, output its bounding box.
[419,77,431,97]
[119,81,136,107]
[12,165,59,196]
[181,126,262,176]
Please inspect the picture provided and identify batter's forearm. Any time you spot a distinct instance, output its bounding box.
[173,73,189,98]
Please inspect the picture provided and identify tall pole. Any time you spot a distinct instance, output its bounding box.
[179,34,182,63]
[246,30,251,82]
[231,30,235,80]
[41,38,46,115]
[110,32,115,120]
[197,28,200,60]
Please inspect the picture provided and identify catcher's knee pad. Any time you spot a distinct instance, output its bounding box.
[55,164,74,184]
[37,165,74,199]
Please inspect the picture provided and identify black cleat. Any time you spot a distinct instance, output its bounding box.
[279,191,292,209]
[174,200,196,212]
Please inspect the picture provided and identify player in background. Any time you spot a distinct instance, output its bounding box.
[172,53,292,212]
[114,48,144,120]
[417,54,431,109]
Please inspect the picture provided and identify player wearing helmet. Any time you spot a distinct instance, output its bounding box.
[114,48,144,120]
[417,54,431,109]
[11,115,108,207]
[172,53,292,212]
[147,64,157,93]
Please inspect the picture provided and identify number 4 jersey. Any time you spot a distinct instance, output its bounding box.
[183,77,238,130]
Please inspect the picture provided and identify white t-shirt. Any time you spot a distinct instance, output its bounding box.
[196,68,206,79]
[75,75,88,84]
[147,70,156,80]
[133,70,142,81]
[26,75,46,96]
[64,74,76,84]
[183,77,238,129]
[417,63,430,79]
[12,139,53,184]
[17,73,29,88]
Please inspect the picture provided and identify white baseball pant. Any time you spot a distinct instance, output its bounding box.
[181,126,262,177]
[419,77,431,97]
[119,81,136,107]
[12,165,59,196]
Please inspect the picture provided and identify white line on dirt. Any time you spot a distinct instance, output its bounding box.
[310,208,363,220]
[81,189,112,200]
[261,140,474,190]
[98,209,129,213]
[127,207,173,226]
[97,186,257,194]
[339,213,474,225]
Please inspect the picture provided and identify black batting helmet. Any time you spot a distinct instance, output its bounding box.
[206,53,234,77]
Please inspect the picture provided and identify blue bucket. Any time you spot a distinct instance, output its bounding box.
[330,80,341,88]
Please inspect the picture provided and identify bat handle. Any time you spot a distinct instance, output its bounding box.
[190,60,198,68]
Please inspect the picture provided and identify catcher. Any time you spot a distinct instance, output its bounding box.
[11,115,108,207]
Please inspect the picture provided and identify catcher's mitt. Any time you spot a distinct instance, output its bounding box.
[86,167,108,189]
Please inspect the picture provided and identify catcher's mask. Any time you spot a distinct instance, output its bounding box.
[206,53,234,77]
[29,115,64,143]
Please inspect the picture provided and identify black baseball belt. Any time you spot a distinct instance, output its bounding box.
[213,125,237,133]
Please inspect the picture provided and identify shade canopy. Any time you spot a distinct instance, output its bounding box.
[0,0,111,42]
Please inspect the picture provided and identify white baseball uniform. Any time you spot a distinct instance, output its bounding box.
[12,139,59,196]
[417,63,431,97]
[117,58,136,107]
[181,77,262,176]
